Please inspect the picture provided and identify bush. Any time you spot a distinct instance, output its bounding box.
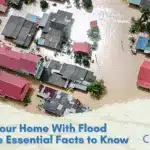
[40,0,49,10]
[88,28,100,42]
[24,95,31,104]
[129,37,136,45]
[82,0,93,9]
[82,55,90,67]
[92,42,98,51]
[88,80,106,100]
[74,0,81,9]
[24,0,36,4]
[74,53,91,67]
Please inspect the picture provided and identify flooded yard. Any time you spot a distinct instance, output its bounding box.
[0,0,150,114]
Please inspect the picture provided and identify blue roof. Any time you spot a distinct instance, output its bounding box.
[128,0,141,5]
[144,39,150,53]
[38,39,45,45]
[136,36,149,50]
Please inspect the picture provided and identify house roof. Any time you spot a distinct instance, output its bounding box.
[128,0,141,5]
[90,20,98,28]
[43,86,91,116]
[0,0,6,5]
[39,27,63,50]
[0,46,41,74]
[40,11,74,51]
[140,0,150,7]
[39,13,50,27]
[137,61,150,89]
[52,10,73,26]
[136,36,149,50]
[0,4,7,12]
[72,42,91,54]
[25,13,40,24]
[2,16,37,47]
[0,71,30,100]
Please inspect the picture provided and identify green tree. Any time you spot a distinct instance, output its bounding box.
[24,95,31,104]
[92,42,98,51]
[24,0,36,4]
[74,0,81,9]
[82,56,90,67]
[82,0,93,9]
[140,6,150,23]
[40,0,49,10]
[88,28,100,41]
[145,22,150,34]
[88,80,106,100]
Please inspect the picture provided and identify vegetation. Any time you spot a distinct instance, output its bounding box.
[82,0,93,9]
[23,95,31,104]
[129,37,136,45]
[87,27,100,42]
[10,1,24,10]
[88,80,106,100]
[129,7,150,34]
[24,0,36,4]
[40,0,49,10]
[74,0,81,9]
[74,53,91,67]
[92,42,98,51]
[67,88,74,93]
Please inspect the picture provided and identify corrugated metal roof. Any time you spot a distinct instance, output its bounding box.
[72,42,91,54]
[0,71,30,101]
[0,47,41,74]
[140,0,150,7]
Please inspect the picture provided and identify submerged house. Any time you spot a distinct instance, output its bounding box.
[136,36,150,53]
[0,71,31,101]
[37,85,91,116]
[40,60,96,91]
[38,10,74,51]
[137,60,150,89]
[0,46,44,79]
[0,0,7,12]
[2,15,38,48]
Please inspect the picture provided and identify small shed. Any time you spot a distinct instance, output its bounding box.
[90,20,98,28]
[72,42,91,54]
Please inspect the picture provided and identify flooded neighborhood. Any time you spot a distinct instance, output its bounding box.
[0,0,150,115]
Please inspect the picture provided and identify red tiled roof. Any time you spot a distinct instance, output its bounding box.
[72,42,91,54]
[0,71,31,101]
[137,61,150,89]
[0,47,41,74]
[90,20,98,28]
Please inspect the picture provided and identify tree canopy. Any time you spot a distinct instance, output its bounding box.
[88,80,106,100]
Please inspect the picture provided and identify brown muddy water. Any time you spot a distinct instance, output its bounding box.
[0,0,150,114]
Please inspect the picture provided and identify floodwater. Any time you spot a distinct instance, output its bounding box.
[0,0,150,114]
